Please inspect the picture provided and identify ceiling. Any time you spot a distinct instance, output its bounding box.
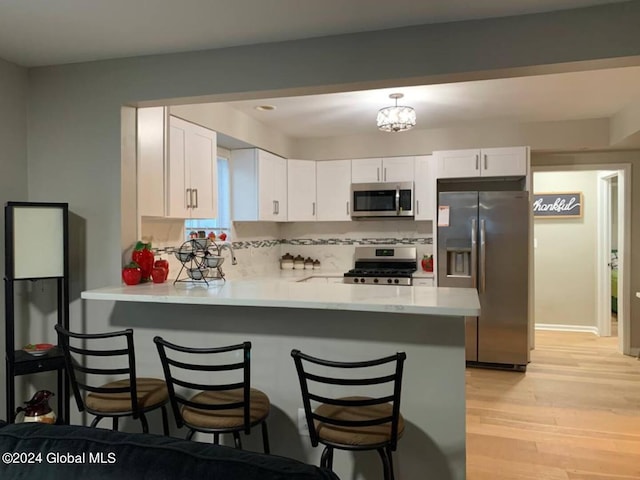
[0,0,628,67]
[224,67,640,139]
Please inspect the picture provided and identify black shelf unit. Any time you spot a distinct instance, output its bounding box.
[4,202,70,424]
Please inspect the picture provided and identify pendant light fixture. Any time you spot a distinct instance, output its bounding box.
[376,93,416,133]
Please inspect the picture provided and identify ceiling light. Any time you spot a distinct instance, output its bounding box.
[255,105,276,111]
[376,93,416,132]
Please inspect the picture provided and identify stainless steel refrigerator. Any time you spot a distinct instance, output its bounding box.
[437,191,529,370]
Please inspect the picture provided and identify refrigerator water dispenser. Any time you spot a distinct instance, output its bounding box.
[446,248,471,277]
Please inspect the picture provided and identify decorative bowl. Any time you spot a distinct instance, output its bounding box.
[187,268,210,280]
[175,250,194,262]
[204,256,225,268]
[191,238,211,249]
[23,343,55,357]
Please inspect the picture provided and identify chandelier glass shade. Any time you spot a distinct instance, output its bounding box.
[376,93,416,132]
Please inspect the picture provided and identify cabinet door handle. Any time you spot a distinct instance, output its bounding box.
[484,154,488,171]
[416,200,420,215]
[346,201,350,215]
[186,188,192,208]
[193,188,198,209]
[377,167,380,182]
[273,200,277,215]
[384,168,387,182]
[312,202,316,216]
[475,154,479,170]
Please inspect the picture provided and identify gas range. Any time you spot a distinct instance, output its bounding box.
[343,247,417,286]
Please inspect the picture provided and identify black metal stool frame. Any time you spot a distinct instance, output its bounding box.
[291,349,407,480]
[55,325,169,434]
[154,337,270,453]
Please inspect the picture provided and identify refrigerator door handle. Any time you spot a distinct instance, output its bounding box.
[395,186,400,215]
[471,218,478,289]
[480,219,487,293]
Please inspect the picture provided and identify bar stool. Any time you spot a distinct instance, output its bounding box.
[154,337,270,452]
[55,325,169,434]
[291,349,406,480]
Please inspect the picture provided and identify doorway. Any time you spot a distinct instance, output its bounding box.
[532,164,630,355]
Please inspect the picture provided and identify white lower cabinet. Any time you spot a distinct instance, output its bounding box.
[316,160,352,221]
[231,148,288,221]
[413,278,434,287]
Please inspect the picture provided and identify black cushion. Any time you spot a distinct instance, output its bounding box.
[0,423,339,480]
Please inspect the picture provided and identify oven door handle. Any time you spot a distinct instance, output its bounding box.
[395,186,400,215]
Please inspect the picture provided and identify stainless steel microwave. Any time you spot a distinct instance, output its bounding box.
[350,182,414,218]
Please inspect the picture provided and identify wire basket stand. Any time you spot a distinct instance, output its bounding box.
[173,239,226,286]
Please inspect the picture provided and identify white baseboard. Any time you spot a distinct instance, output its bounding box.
[535,323,599,335]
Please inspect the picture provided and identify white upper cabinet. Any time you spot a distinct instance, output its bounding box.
[231,148,288,221]
[166,116,217,219]
[316,159,352,221]
[351,156,414,183]
[137,107,166,217]
[435,146,529,179]
[414,155,435,221]
[287,159,317,221]
[137,108,217,219]
[381,156,415,183]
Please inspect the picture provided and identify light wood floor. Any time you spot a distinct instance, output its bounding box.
[466,330,640,480]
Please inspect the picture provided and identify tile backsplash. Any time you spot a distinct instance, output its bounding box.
[139,218,433,279]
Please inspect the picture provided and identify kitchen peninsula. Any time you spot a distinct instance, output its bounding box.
[81,278,479,480]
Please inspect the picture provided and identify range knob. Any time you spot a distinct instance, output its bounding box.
[353,278,359,283]
[387,279,392,284]
[373,278,379,283]
[360,278,366,283]
[394,279,399,284]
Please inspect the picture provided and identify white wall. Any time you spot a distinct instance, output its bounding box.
[533,171,599,329]
[0,56,28,419]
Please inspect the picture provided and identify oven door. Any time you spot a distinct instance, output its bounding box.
[351,182,413,218]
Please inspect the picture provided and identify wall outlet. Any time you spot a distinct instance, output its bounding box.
[297,408,309,436]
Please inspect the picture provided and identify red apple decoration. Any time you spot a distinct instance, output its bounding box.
[151,266,167,284]
[154,259,169,281]
[122,262,142,286]
[218,232,227,241]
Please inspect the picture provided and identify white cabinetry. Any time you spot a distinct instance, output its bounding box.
[413,278,434,287]
[316,160,351,221]
[413,155,435,221]
[351,157,414,183]
[287,159,317,221]
[136,108,217,219]
[167,116,218,219]
[137,107,166,217]
[435,147,528,179]
[231,148,288,221]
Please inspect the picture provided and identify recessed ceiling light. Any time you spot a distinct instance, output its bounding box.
[254,105,276,111]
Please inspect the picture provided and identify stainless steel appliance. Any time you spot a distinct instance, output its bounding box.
[343,246,416,285]
[350,182,414,218]
[437,191,529,370]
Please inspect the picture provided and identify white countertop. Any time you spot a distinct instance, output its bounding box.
[81,271,478,317]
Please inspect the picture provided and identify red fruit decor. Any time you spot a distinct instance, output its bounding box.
[154,259,169,281]
[132,241,154,281]
[151,266,166,284]
[421,255,433,272]
[122,262,142,286]
[218,232,227,241]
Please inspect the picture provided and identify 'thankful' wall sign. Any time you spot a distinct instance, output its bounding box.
[533,192,583,218]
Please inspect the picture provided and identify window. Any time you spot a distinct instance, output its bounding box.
[185,156,230,238]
